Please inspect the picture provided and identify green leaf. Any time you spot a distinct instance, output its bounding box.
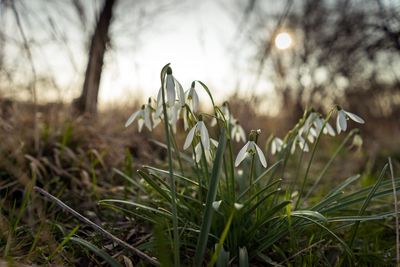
[291,210,327,223]
[99,199,171,217]
[194,128,227,267]
[138,170,171,202]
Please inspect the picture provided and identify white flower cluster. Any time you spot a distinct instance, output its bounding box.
[269,107,364,155]
[125,65,365,172]
[125,66,249,165]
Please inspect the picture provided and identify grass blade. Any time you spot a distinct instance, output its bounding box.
[194,128,227,267]
[348,164,388,247]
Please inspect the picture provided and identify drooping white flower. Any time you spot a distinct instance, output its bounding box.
[235,141,267,168]
[193,138,218,163]
[306,127,318,143]
[314,115,336,136]
[183,119,210,150]
[234,203,244,210]
[125,104,151,132]
[185,82,200,112]
[290,135,309,154]
[168,102,182,133]
[155,67,185,119]
[336,108,365,134]
[212,200,222,211]
[231,121,246,143]
[271,137,284,155]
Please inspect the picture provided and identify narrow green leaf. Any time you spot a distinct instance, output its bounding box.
[48,225,80,261]
[138,170,171,202]
[291,210,327,223]
[348,164,388,247]
[99,199,171,217]
[194,128,227,267]
[208,210,234,267]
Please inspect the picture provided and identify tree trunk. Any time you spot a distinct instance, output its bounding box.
[73,0,116,115]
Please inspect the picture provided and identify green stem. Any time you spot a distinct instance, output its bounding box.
[169,126,185,176]
[160,65,180,266]
[295,111,333,210]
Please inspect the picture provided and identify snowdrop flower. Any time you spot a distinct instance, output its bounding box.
[235,136,267,168]
[306,127,318,143]
[336,107,365,134]
[314,115,336,136]
[185,82,200,112]
[183,117,210,150]
[290,135,309,154]
[234,203,244,210]
[193,138,218,163]
[155,67,185,115]
[125,104,150,132]
[168,102,182,132]
[271,137,284,155]
[145,97,161,130]
[212,200,222,211]
[231,121,246,142]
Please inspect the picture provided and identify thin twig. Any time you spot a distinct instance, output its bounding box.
[33,186,160,266]
[389,158,400,266]
[11,1,39,152]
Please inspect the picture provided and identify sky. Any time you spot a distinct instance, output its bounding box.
[1,0,279,110]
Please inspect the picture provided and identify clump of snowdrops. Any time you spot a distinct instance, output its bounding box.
[100,64,398,266]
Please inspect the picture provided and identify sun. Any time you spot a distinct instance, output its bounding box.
[274,32,293,50]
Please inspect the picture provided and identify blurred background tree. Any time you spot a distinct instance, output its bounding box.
[234,0,400,125]
[72,0,116,115]
[0,0,399,126]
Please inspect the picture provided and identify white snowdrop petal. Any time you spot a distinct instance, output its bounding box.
[238,126,246,142]
[138,119,144,132]
[210,138,219,147]
[212,200,222,211]
[345,111,365,124]
[144,107,152,130]
[166,75,176,106]
[199,122,210,150]
[235,142,250,167]
[302,142,310,152]
[195,143,202,163]
[157,87,163,104]
[326,122,336,136]
[125,110,140,127]
[336,114,342,134]
[210,118,217,127]
[184,126,197,150]
[255,143,267,168]
[307,134,315,143]
[192,88,200,112]
[175,78,185,107]
[310,127,317,137]
[271,140,277,155]
[234,203,244,210]
[314,118,324,132]
[339,110,347,132]
[291,142,296,154]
